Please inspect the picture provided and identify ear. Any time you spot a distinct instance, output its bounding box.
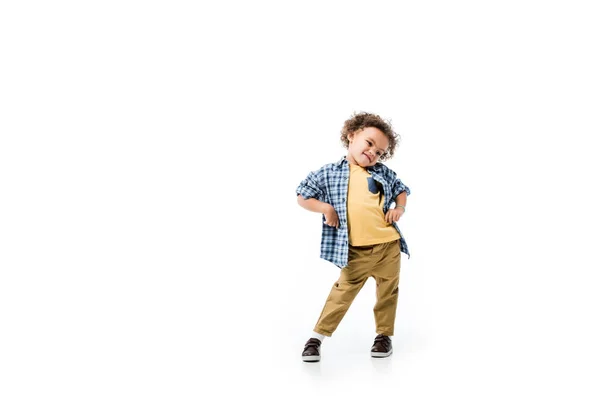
[348,128,363,143]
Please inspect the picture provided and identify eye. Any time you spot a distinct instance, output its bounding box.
[376,151,382,156]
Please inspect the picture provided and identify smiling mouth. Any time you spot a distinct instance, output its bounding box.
[363,153,372,162]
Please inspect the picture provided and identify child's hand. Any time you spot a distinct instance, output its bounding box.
[322,204,339,228]
[385,208,404,224]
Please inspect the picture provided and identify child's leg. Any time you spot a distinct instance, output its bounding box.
[313,245,374,336]
[371,240,401,336]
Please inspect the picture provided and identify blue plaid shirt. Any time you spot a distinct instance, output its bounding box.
[296,157,410,268]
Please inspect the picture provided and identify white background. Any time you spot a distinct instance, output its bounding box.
[1,1,599,399]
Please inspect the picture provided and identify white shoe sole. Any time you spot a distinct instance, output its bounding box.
[371,349,393,358]
[302,355,321,362]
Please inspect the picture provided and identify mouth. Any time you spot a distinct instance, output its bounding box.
[363,153,372,162]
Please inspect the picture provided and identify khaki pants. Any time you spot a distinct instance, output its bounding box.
[314,239,401,337]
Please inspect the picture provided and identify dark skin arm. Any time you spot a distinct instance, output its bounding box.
[297,195,339,228]
[384,191,407,224]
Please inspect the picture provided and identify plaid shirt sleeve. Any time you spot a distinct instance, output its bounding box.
[389,168,411,199]
[296,168,327,202]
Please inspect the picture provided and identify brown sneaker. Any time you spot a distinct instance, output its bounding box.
[371,334,393,358]
[301,338,321,362]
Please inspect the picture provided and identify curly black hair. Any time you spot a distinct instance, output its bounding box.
[340,112,399,161]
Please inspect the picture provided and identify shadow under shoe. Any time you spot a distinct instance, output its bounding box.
[371,334,393,358]
[301,338,321,362]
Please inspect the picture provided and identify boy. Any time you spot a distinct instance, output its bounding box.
[296,112,410,362]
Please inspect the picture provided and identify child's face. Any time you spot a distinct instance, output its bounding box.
[347,127,389,167]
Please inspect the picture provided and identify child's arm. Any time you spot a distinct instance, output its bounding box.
[394,191,407,210]
[297,195,339,228]
[296,167,339,228]
[385,165,409,224]
[384,192,406,224]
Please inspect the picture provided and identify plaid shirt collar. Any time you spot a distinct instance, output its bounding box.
[333,156,386,173]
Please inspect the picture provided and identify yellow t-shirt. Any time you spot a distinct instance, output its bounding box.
[347,163,401,246]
